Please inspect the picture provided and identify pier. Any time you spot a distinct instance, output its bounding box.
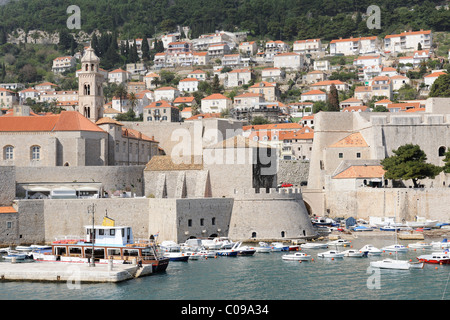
[0,261,153,283]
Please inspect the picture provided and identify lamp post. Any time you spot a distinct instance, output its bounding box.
[88,204,96,267]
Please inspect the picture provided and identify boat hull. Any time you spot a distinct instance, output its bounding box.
[370,259,411,270]
[216,251,238,256]
[282,254,311,261]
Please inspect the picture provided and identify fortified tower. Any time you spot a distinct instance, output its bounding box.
[78,47,104,122]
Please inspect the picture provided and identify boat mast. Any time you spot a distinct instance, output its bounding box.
[88,204,96,267]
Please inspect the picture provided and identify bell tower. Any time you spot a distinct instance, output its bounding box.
[78,46,104,122]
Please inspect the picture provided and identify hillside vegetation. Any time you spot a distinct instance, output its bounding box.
[0,0,448,40]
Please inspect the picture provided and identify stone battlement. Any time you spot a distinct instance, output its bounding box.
[231,187,304,200]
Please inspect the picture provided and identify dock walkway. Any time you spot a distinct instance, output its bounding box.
[0,261,152,283]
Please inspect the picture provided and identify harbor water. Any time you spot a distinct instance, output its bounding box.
[1,235,449,301]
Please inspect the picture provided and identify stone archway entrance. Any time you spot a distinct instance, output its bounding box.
[303,201,313,216]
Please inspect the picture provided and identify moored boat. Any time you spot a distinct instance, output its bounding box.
[370,258,423,270]
[232,242,256,256]
[417,251,450,264]
[382,244,408,253]
[270,242,289,252]
[33,222,169,274]
[282,252,312,261]
[216,248,238,256]
[342,249,367,258]
[163,251,189,261]
[359,244,382,256]
[431,238,450,250]
[317,250,344,258]
[255,242,272,253]
[327,239,351,247]
[408,242,432,250]
[300,242,328,249]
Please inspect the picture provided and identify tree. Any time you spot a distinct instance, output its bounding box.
[327,84,339,111]
[429,73,450,97]
[381,144,442,188]
[113,84,128,112]
[141,38,150,61]
[442,148,450,174]
[312,100,326,114]
[211,74,221,93]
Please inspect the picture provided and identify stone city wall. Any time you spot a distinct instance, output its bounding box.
[325,188,450,223]
[14,166,146,197]
[276,160,309,186]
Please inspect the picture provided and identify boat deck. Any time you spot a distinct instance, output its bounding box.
[0,261,153,283]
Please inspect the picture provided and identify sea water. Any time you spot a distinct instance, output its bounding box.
[1,236,449,301]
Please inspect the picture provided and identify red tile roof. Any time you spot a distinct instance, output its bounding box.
[0,111,105,133]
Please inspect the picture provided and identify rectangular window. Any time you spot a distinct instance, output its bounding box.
[200,218,204,226]
[356,152,361,158]
[31,146,40,160]
[188,219,192,227]
[5,146,13,160]
[339,153,343,158]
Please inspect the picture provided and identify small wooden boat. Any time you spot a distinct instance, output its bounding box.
[282,252,312,261]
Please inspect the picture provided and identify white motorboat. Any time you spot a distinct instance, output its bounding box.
[300,242,328,249]
[408,242,433,250]
[359,244,382,256]
[159,240,181,252]
[282,252,312,261]
[217,237,235,249]
[370,258,423,270]
[3,250,29,260]
[196,250,217,258]
[317,250,344,258]
[232,242,256,256]
[327,239,351,246]
[342,249,367,258]
[417,251,450,265]
[382,244,408,253]
[15,246,32,252]
[270,242,289,252]
[0,247,11,253]
[255,242,272,253]
[201,238,224,250]
[431,239,450,250]
[163,251,189,261]
[406,217,439,229]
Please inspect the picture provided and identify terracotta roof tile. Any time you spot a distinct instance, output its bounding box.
[333,165,385,179]
[0,206,17,214]
[329,132,368,148]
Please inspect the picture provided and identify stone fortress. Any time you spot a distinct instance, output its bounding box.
[1,47,450,246]
[304,97,450,225]
[0,47,315,246]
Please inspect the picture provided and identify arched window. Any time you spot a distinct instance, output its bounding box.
[3,145,13,160]
[31,145,41,160]
[439,146,446,157]
[281,231,286,238]
[85,64,88,71]
[251,232,257,238]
